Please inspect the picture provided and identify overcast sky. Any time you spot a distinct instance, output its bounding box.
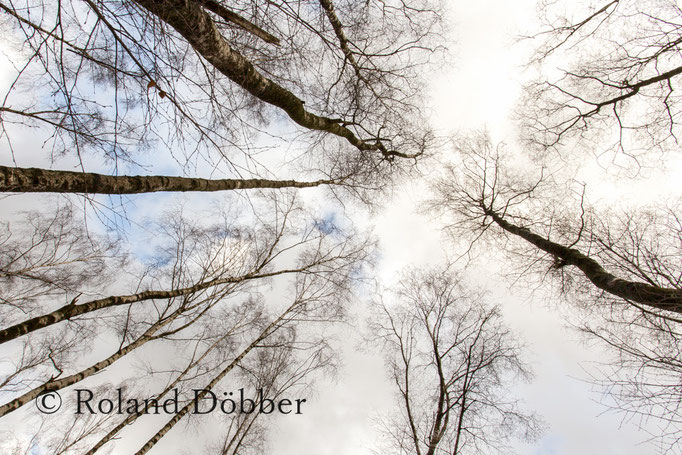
[0,0,676,454]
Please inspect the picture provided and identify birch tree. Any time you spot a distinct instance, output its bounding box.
[0,0,442,195]
[430,136,682,451]
[372,267,541,455]
[0,194,370,452]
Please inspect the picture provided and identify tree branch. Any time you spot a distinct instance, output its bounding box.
[196,0,280,45]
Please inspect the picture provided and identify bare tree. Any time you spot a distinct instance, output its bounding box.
[429,135,682,452]
[0,2,443,451]
[205,335,334,455]
[431,135,682,313]
[0,0,443,196]
[0,203,123,316]
[520,0,682,161]
[133,264,346,454]
[0,193,370,452]
[372,267,541,455]
[509,2,682,447]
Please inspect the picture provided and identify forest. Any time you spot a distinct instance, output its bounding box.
[0,0,680,453]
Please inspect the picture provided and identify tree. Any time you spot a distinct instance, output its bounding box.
[0,194,370,452]
[0,203,123,316]
[7,0,681,452]
[0,0,442,197]
[510,1,682,447]
[429,135,682,451]
[372,267,541,455]
[520,0,682,161]
[432,143,682,313]
[0,165,340,194]
[0,1,443,452]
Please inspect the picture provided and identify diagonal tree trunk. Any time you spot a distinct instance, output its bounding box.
[84,325,239,454]
[131,0,416,160]
[134,298,301,454]
[0,267,304,344]
[0,278,240,417]
[0,310,178,417]
[318,0,363,79]
[484,207,682,313]
[0,166,334,194]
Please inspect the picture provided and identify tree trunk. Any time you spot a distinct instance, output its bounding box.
[485,208,682,313]
[131,0,415,160]
[84,328,235,454]
[0,166,332,194]
[0,268,301,344]
[0,316,173,417]
[134,298,300,454]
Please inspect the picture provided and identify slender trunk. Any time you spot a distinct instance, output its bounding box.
[0,313,175,417]
[318,0,362,79]
[0,165,332,194]
[485,208,682,313]
[451,351,472,455]
[401,363,422,455]
[220,399,260,455]
[84,327,237,454]
[0,268,301,344]
[425,332,448,455]
[451,386,467,455]
[134,299,300,454]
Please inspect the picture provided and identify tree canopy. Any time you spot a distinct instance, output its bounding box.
[1,0,681,453]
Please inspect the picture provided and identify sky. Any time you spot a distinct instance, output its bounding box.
[267,1,674,453]
[0,0,677,454]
